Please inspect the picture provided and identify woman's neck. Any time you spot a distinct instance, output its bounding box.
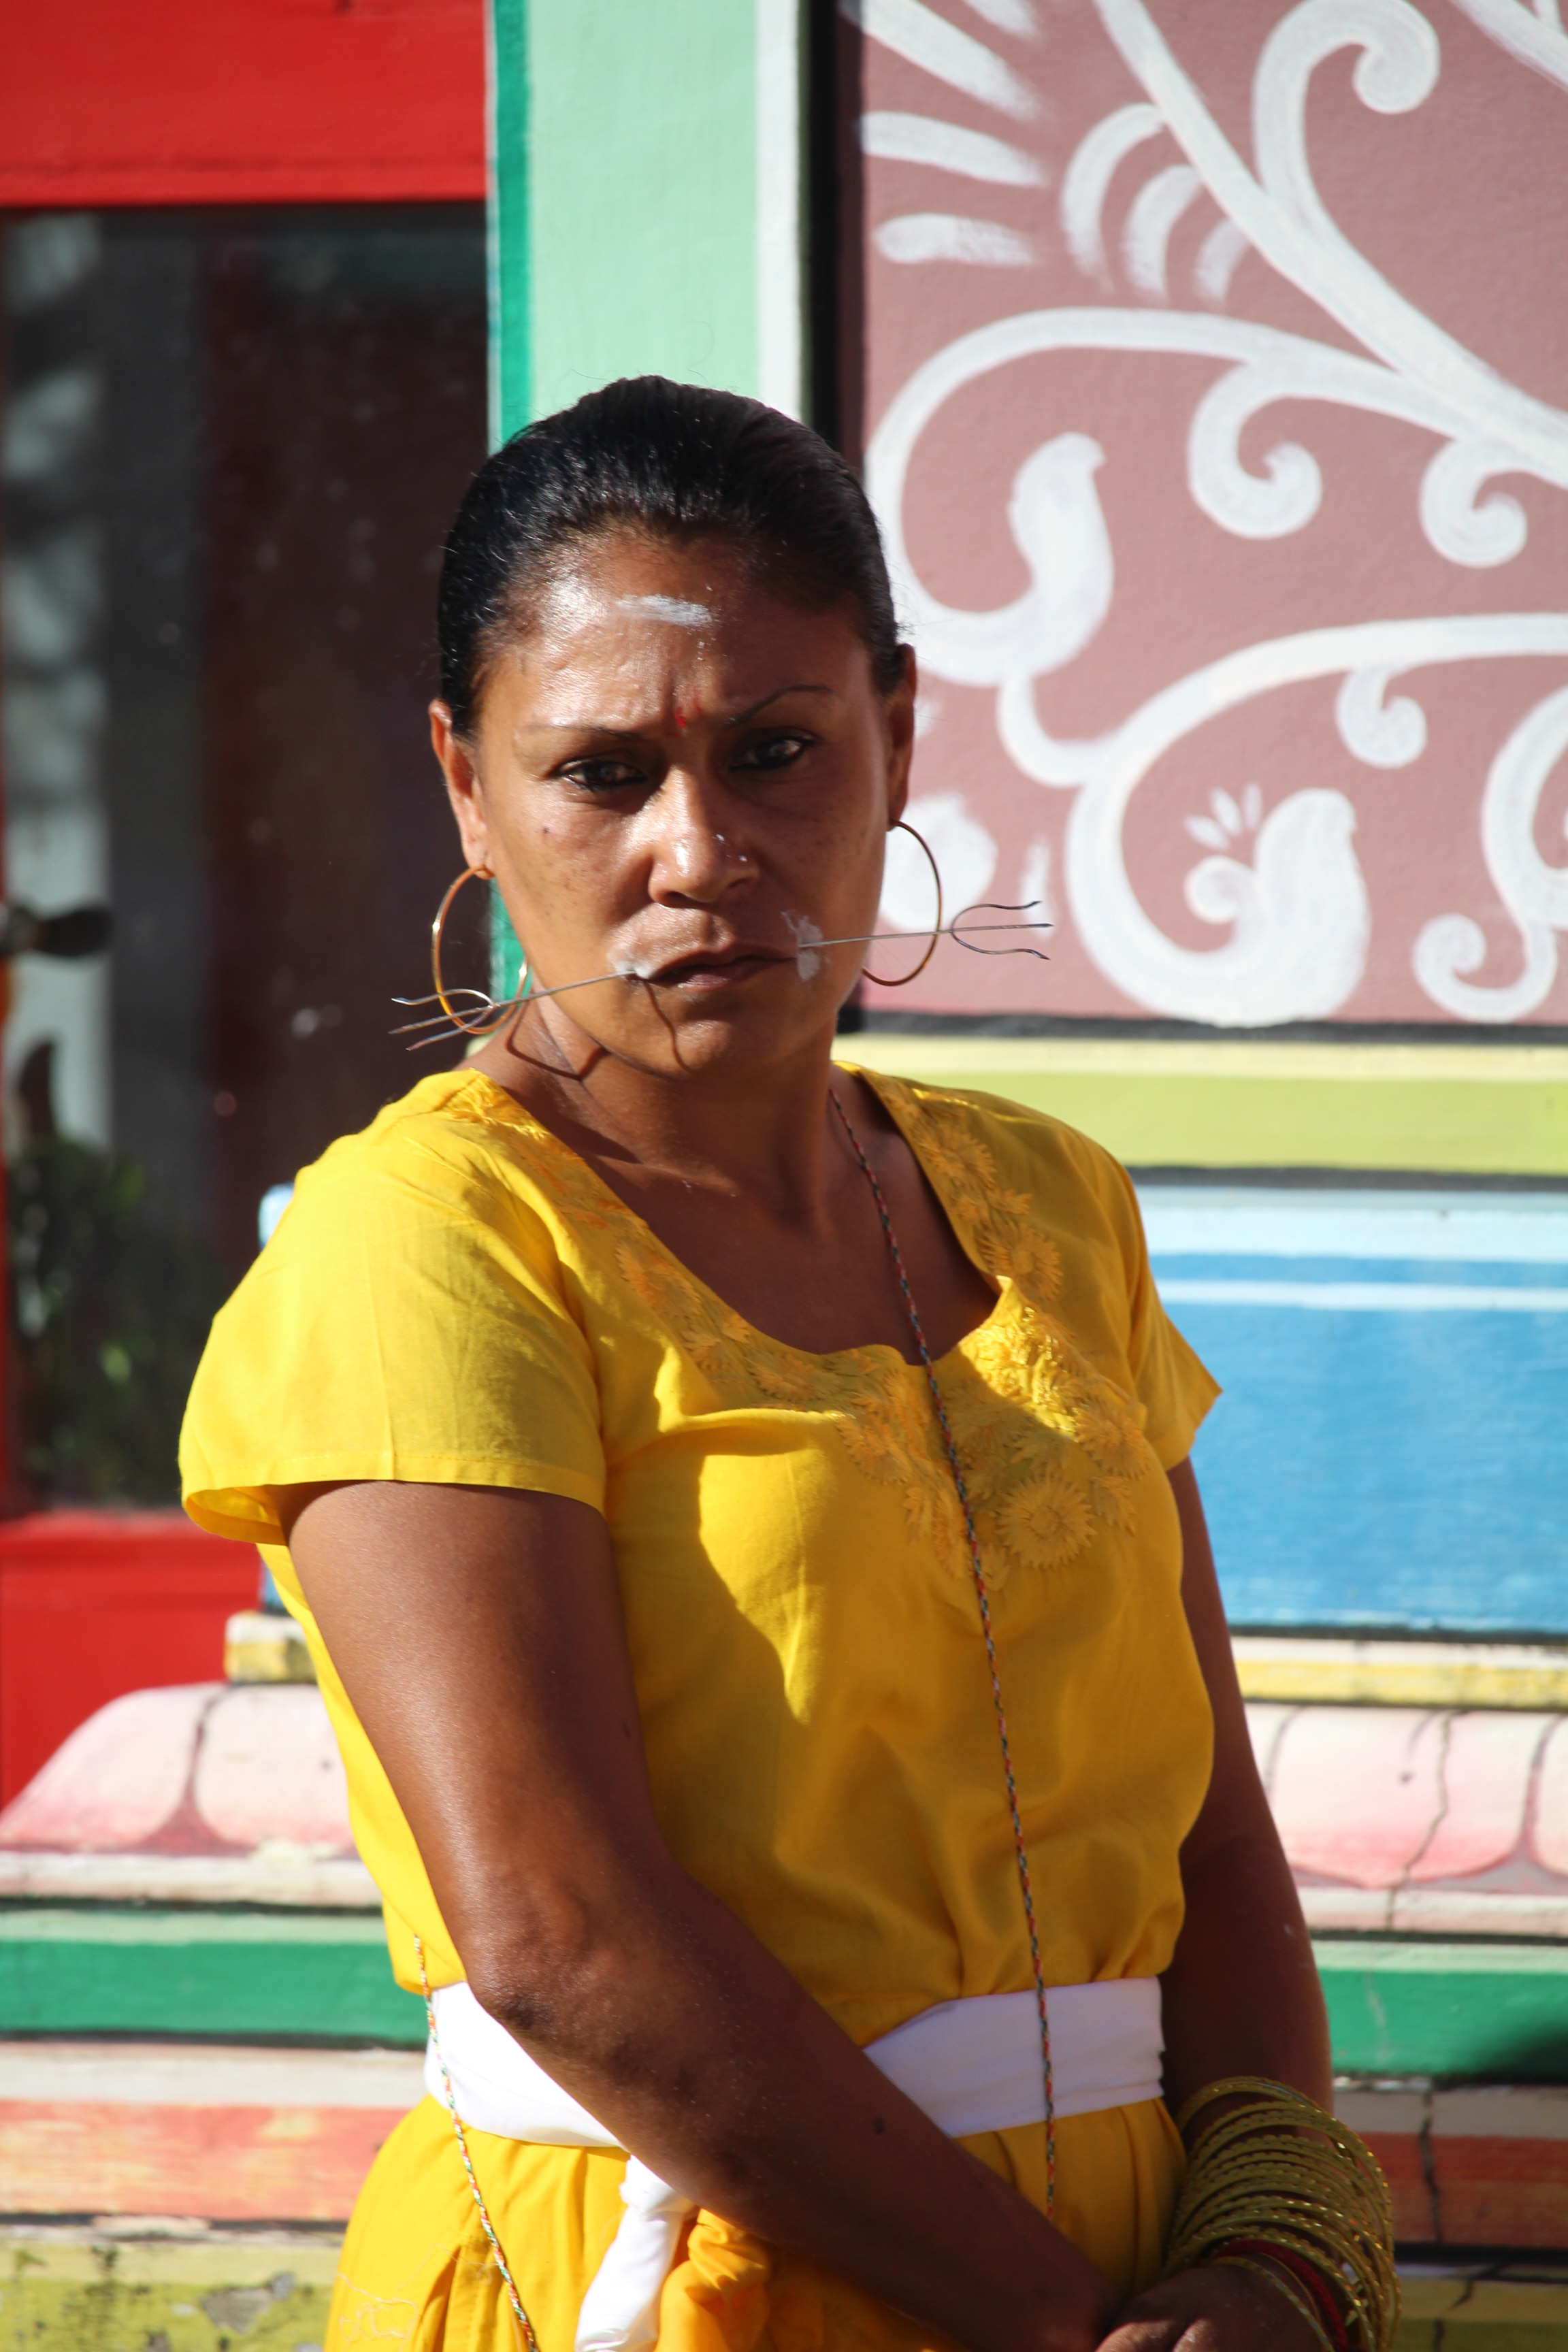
[470,998,849,1240]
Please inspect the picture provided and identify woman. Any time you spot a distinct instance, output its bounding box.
[181,380,1392,2352]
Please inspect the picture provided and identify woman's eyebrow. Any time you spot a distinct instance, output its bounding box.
[521,685,840,738]
[724,684,839,725]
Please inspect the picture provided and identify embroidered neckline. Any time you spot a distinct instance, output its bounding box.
[440,1062,1017,1379]
[429,1063,1154,1593]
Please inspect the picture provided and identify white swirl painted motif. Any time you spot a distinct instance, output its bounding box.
[855,0,1568,1024]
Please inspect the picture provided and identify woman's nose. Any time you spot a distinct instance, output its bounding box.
[651,804,753,898]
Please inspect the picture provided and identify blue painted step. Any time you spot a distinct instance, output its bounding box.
[1141,1188,1568,1635]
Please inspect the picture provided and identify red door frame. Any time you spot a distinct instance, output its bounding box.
[1,0,485,211]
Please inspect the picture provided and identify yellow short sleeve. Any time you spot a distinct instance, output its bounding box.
[1097,1150,1220,1472]
[180,1105,606,1544]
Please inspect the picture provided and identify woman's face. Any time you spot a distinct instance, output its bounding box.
[431,527,916,1081]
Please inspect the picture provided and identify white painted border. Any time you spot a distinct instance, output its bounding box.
[1158,1278,1568,1311]
[755,0,804,416]
[1142,1188,1568,1264]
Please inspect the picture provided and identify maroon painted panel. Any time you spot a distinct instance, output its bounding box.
[847,0,1568,1026]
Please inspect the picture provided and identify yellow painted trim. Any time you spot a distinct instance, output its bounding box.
[0,2223,340,2287]
[838,1037,1568,1175]
[223,1611,316,1685]
[1233,1635,1568,1711]
[1399,2272,1568,2323]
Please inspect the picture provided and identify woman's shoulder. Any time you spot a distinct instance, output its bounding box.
[849,1065,1134,1214]
[182,1067,610,1543]
[845,1064,1149,1303]
[283,1067,614,1254]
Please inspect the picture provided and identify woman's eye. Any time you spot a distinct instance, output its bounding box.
[734,732,811,773]
[560,759,646,792]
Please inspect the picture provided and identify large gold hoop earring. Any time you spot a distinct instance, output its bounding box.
[865,820,943,987]
[431,866,529,1036]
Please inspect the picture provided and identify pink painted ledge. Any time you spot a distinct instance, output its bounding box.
[0,1682,376,1906]
[7,1685,1568,1930]
[1252,1703,1568,1935]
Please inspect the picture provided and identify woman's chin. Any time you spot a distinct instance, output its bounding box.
[587,988,843,1079]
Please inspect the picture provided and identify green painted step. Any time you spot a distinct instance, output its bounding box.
[0,1907,425,2044]
[1318,1938,1568,2083]
[4,1912,1568,2081]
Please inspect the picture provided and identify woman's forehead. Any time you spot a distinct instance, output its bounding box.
[493,542,869,720]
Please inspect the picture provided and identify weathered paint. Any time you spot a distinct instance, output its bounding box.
[0,2102,408,2225]
[0,2042,423,2223]
[1,2226,337,2352]
[1345,2083,1568,2251]
[6,2219,1566,2352]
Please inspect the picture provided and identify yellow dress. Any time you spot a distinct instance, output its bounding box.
[180,1064,1219,2352]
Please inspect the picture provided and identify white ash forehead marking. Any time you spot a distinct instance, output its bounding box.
[617,595,713,626]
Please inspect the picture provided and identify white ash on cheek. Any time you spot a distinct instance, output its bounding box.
[782,912,825,980]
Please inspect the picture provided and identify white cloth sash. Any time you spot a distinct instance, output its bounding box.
[425,1979,1162,2352]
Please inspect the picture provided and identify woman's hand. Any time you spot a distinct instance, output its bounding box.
[1099,2264,1326,2349]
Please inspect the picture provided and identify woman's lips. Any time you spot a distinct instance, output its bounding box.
[654,949,787,991]
[630,941,789,987]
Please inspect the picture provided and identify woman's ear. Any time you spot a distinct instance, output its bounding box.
[430,702,491,871]
[885,644,917,828]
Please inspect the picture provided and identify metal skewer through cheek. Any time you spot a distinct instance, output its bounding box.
[392,902,1051,1049]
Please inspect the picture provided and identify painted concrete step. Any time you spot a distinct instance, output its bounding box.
[1346,2082,1568,2251]
[0,2219,339,2352]
[1252,1703,1568,1940]
[0,2043,423,2222]
[0,1682,376,1908]
[10,2217,1567,2351]
[0,1907,423,2042]
[3,1912,1567,2085]
[1137,1181,1568,1636]
[1319,1941,1568,2082]
[8,2048,1568,2263]
[14,1679,1568,1939]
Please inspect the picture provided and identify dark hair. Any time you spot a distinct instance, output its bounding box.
[437,377,904,735]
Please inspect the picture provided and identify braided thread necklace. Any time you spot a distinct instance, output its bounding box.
[417,1931,541,2351]
[828,1085,1058,2215]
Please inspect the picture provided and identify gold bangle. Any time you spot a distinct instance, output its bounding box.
[1160,2076,1399,2352]
[1214,2253,1335,2352]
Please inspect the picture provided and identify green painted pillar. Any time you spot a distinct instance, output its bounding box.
[485,0,806,994]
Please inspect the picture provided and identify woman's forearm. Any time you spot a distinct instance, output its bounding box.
[1160,1459,1333,2111]
[1158,1823,1330,2114]
[462,1848,1115,2352]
